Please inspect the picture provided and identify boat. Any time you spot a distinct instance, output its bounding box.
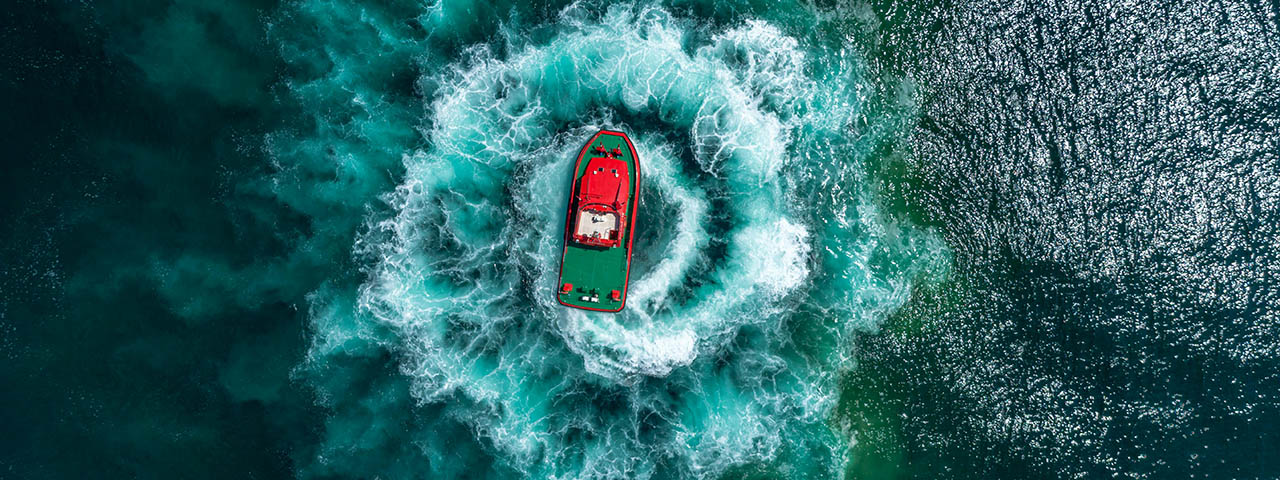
[556,130,641,312]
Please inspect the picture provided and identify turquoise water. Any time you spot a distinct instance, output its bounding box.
[286,3,945,477]
[3,0,1277,478]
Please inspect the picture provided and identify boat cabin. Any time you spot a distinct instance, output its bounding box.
[572,148,630,248]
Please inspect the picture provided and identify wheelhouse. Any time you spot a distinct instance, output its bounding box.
[571,149,630,248]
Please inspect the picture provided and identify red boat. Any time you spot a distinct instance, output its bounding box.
[556,130,641,312]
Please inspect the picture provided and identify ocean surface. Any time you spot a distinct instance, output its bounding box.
[2,0,1277,478]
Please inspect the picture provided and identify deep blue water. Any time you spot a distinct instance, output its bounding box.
[2,0,1277,478]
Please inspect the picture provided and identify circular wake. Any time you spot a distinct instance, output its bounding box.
[291,3,948,479]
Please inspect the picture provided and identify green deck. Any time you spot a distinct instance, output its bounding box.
[557,131,639,312]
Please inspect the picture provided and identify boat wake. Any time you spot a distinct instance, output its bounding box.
[285,2,949,478]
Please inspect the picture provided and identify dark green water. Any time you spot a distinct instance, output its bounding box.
[2,0,1276,478]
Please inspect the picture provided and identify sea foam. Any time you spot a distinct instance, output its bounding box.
[285,2,948,479]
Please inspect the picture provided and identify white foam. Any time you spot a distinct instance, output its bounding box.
[734,217,813,297]
[336,4,945,478]
[624,141,710,314]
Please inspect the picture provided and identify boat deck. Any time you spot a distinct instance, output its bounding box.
[575,210,618,240]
